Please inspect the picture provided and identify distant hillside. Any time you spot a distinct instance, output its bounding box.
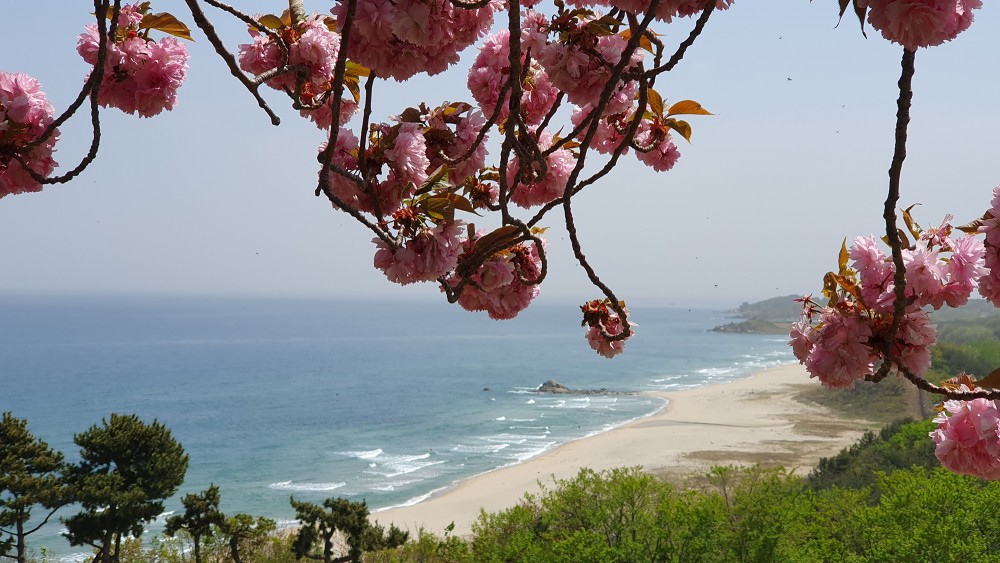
[930,299,1000,323]
[710,295,802,334]
[734,294,803,322]
[710,318,791,335]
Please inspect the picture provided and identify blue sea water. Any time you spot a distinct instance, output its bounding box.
[0,295,794,560]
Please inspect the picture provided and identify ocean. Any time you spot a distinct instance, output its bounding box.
[0,295,794,560]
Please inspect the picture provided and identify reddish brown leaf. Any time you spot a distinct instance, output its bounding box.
[977,368,1000,390]
[140,12,194,41]
[666,100,713,117]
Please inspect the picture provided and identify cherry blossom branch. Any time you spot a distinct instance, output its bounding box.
[448,0,493,8]
[20,0,114,185]
[307,0,395,247]
[25,0,109,153]
[439,81,510,167]
[186,0,281,125]
[646,0,716,78]
[535,91,565,137]
[559,0,663,341]
[881,48,916,355]
[356,73,375,186]
[288,0,306,25]
[573,84,649,194]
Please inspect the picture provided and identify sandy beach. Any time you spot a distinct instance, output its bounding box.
[374,363,878,536]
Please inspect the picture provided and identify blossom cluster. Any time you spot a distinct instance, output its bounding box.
[930,386,1000,480]
[77,3,189,118]
[0,73,59,198]
[506,131,577,209]
[374,220,466,285]
[451,233,545,321]
[791,216,988,389]
[332,0,501,81]
[580,299,635,358]
[568,0,732,26]
[866,0,981,51]
[324,102,490,216]
[238,14,358,128]
[976,187,1000,306]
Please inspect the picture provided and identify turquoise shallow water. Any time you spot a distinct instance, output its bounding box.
[0,295,794,560]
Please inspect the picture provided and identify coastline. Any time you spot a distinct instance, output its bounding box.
[373,363,877,536]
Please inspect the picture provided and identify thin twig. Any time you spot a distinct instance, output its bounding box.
[646,0,716,78]
[561,0,663,341]
[186,0,281,125]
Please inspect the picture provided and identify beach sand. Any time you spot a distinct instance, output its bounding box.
[373,363,878,536]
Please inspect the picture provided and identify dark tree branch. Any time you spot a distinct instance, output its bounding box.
[185,0,281,125]
[881,48,916,355]
[646,0,716,79]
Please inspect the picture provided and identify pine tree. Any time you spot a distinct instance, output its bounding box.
[220,513,275,563]
[165,484,224,563]
[291,497,369,563]
[63,413,188,563]
[0,413,67,563]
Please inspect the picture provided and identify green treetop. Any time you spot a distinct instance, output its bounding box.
[0,412,67,563]
[63,413,188,563]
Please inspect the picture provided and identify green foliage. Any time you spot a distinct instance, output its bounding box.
[288,496,408,562]
[63,413,189,563]
[469,466,780,563]
[103,530,299,563]
[807,418,937,491]
[798,376,914,423]
[165,484,224,563]
[703,466,808,563]
[463,451,1000,562]
[0,412,67,563]
[220,513,277,563]
[291,496,370,563]
[366,528,473,563]
[792,468,1000,562]
[929,339,1000,381]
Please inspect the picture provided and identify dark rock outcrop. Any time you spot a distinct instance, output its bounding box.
[536,380,635,395]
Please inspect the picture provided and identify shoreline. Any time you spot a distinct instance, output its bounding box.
[374,363,877,536]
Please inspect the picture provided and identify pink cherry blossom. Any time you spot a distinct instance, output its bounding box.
[452,235,544,320]
[850,235,895,311]
[571,105,631,155]
[867,0,982,51]
[238,15,358,128]
[385,122,430,189]
[0,73,59,197]
[333,0,500,81]
[373,221,465,285]
[978,187,1000,306]
[981,186,1000,247]
[507,131,576,208]
[567,0,732,24]
[850,229,984,312]
[789,315,817,364]
[321,129,409,215]
[467,30,560,126]
[903,241,945,301]
[892,309,937,375]
[804,307,877,389]
[940,235,987,308]
[634,121,681,172]
[77,5,189,118]
[980,252,1000,307]
[930,390,1000,480]
[586,313,633,359]
[536,24,642,113]
[420,105,489,186]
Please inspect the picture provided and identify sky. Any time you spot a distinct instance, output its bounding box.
[1,1,998,309]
